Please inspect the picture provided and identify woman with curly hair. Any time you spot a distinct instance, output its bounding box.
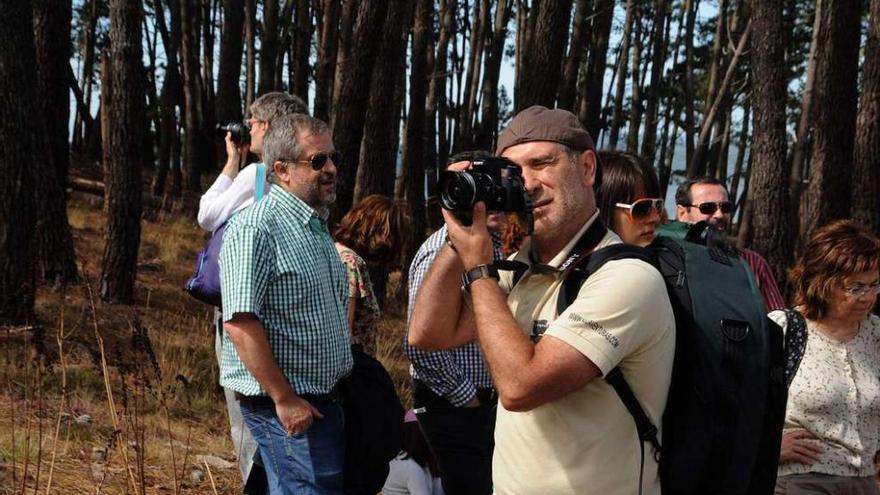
[769,220,880,495]
[334,194,409,355]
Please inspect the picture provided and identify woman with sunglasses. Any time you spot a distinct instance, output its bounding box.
[595,150,664,247]
[334,194,409,355]
[769,220,880,495]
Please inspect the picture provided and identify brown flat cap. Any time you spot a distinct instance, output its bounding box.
[496,105,595,155]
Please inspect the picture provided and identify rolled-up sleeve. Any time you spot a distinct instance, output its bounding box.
[219,222,274,321]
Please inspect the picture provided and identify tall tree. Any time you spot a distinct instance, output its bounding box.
[33,0,79,286]
[579,0,613,138]
[798,0,861,240]
[330,0,389,218]
[244,0,256,112]
[0,0,39,323]
[748,0,792,284]
[353,0,413,201]
[456,0,488,151]
[73,0,101,152]
[852,0,880,231]
[608,0,636,148]
[474,0,513,150]
[216,0,245,125]
[641,0,670,165]
[152,0,183,197]
[292,0,311,98]
[683,0,697,170]
[557,0,588,112]
[180,0,207,192]
[516,0,573,110]
[101,0,145,304]
[626,13,643,152]
[257,0,279,95]
[314,0,340,121]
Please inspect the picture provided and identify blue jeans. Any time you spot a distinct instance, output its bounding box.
[240,398,345,495]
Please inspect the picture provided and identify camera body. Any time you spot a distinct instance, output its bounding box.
[215,122,251,145]
[438,157,532,226]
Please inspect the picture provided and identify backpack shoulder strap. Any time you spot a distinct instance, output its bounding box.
[782,308,808,387]
[254,163,267,201]
[606,367,662,455]
[556,244,655,316]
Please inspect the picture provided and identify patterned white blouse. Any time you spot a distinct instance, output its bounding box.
[769,311,880,478]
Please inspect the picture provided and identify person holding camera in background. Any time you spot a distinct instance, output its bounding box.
[409,106,675,494]
[197,91,306,495]
[198,92,308,232]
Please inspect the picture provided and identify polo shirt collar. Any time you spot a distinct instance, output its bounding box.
[518,210,602,271]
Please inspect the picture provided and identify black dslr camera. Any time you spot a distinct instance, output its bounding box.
[215,122,251,145]
[438,157,533,230]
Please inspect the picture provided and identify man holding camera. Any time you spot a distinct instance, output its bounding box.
[409,106,675,494]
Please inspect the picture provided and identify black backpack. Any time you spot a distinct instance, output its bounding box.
[511,221,787,495]
[339,345,405,495]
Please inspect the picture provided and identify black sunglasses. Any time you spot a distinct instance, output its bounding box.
[683,201,733,215]
[288,151,342,171]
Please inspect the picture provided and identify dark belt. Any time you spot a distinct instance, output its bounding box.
[235,388,339,407]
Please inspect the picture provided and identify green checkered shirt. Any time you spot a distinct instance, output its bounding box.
[218,186,352,396]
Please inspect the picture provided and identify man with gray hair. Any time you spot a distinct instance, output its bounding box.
[219,114,351,494]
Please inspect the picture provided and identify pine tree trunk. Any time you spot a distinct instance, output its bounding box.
[74,0,99,152]
[852,0,880,231]
[273,0,295,90]
[244,0,256,112]
[729,99,750,203]
[216,0,245,124]
[330,0,389,218]
[433,0,455,167]
[292,0,311,98]
[455,0,487,151]
[153,0,182,197]
[748,0,792,285]
[32,0,79,286]
[354,0,413,201]
[101,0,145,304]
[557,0,588,112]
[609,0,635,148]
[683,0,697,170]
[0,0,38,323]
[579,0,613,138]
[640,0,670,165]
[626,13,643,152]
[798,0,861,240]
[180,0,207,193]
[314,0,340,121]
[258,0,279,95]
[474,0,512,150]
[516,0,573,111]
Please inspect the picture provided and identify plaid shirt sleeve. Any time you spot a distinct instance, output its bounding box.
[404,229,478,406]
[219,221,275,321]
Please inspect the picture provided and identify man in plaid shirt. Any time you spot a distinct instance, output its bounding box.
[219,114,352,494]
[405,152,502,495]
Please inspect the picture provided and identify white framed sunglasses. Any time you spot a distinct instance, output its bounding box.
[615,198,664,220]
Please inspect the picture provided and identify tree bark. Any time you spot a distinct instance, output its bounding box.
[579,0,613,138]
[0,0,39,323]
[32,0,79,286]
[244,0,256,112]
[153,0,183,197]
[354,0,413,201]
[626,14,643,152]
[798,0,861,240]
[557,0,588,112]
[640,0,670,165]
[683,0,697,170]
[258,0,279,95]
[216,0,245,124]
[431,0,455,168]
[314,0,340,121]
[101,0,145,304]
[455,0,487,151]
[748,0,792,286]
[292,0,312,98]
[474,0,512,150]
[852,0,880,231]
[180,0,207,192]
[516,0,573,111]
[73,0,99,152]
[608,0,635,148]
[273,0,295,90]
[330,0,389,218]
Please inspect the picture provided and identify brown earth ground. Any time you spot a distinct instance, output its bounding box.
[0,169,413,494]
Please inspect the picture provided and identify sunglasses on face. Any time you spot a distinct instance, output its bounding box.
[615,198,664,220]
[683,201,734,215]
[288,151,342,171]
[843,282,880,298]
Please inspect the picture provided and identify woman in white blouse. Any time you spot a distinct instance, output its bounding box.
[770,220,880,495]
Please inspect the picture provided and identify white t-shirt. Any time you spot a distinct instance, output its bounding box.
[770,311,880,478]
[493,213,676,495]
[382,453,437,495]
[197,163,269,232]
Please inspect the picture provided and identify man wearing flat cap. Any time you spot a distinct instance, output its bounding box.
[409,106,675,494]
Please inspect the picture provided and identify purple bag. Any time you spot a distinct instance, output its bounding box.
[184,164,266,306]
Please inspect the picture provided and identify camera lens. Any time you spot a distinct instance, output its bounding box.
[439,172,477,211]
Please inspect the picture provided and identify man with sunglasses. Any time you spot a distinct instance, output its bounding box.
[219,114,351,494]
[409,106,675,494]
[675,176,785,311]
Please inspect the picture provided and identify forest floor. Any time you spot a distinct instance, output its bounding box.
[0,164,413,494]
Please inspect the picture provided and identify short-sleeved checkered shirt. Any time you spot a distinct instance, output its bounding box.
[219,186,352,396]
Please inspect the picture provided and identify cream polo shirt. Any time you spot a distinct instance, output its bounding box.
[493,213,676,495]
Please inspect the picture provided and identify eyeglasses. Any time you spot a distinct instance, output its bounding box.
[615,198,664,220]
[843,282,880,298]
[287,151,342,171]
[682,201,734,215]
